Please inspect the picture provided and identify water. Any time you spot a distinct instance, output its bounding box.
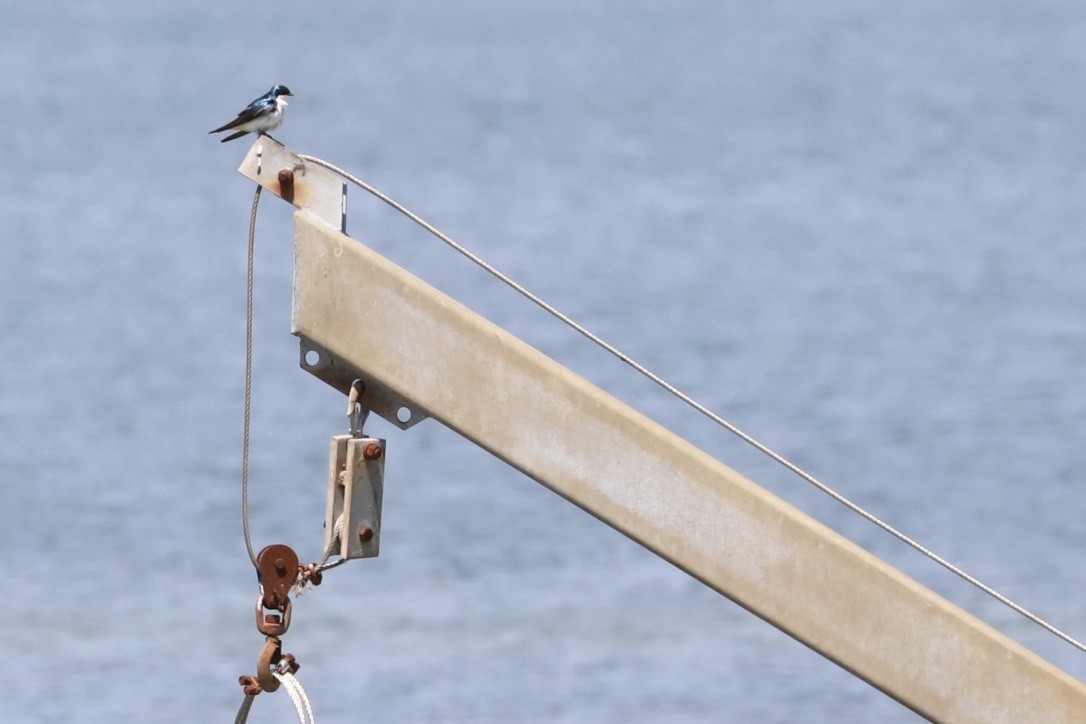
[2,1,1084,721]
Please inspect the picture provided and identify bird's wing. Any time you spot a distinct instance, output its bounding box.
[209,99,272,133]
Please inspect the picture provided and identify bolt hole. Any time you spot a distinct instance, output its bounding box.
[303,349,322,367]
[396,407,412,424]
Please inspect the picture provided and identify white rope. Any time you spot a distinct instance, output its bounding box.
[274,669,316,724]
[232,673,314,724]
[296,153,1086,655]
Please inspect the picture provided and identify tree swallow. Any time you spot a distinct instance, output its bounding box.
[209,85,293,143]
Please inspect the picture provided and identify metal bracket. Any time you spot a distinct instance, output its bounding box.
[324,434,385,560]
[298,337,427,430]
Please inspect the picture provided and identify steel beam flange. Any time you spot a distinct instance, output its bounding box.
[297,338,427,430]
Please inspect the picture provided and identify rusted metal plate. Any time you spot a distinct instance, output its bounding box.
[289,210,1086,723]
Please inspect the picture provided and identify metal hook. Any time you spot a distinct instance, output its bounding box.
[256,636,283,693]
[348,379,368,437]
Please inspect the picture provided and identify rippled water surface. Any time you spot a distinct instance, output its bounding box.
[2,2,1085,721]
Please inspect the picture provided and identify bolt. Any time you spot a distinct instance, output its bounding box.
[239,675,263,696]
[278,169,295,203]
[264,613,281,626]
[358,526,373,543]
[363,443,383,460]
[274,558,287,575]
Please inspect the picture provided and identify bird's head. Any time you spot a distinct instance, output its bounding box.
[271,85,293,98]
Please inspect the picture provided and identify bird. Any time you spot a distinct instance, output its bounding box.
[209,85,293,143]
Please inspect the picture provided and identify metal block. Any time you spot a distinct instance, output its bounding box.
[324,434,385,560]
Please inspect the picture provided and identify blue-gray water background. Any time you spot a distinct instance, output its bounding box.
[2,2,1085,721]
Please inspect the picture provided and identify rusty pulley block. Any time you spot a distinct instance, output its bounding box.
[239,543,306,697]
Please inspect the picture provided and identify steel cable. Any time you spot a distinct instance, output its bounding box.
[240,184,262,569]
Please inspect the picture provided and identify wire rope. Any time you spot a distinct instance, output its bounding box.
[240,184,262,569]
[234,693,256,724]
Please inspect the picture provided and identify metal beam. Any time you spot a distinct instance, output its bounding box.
[240,140,1086,722]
